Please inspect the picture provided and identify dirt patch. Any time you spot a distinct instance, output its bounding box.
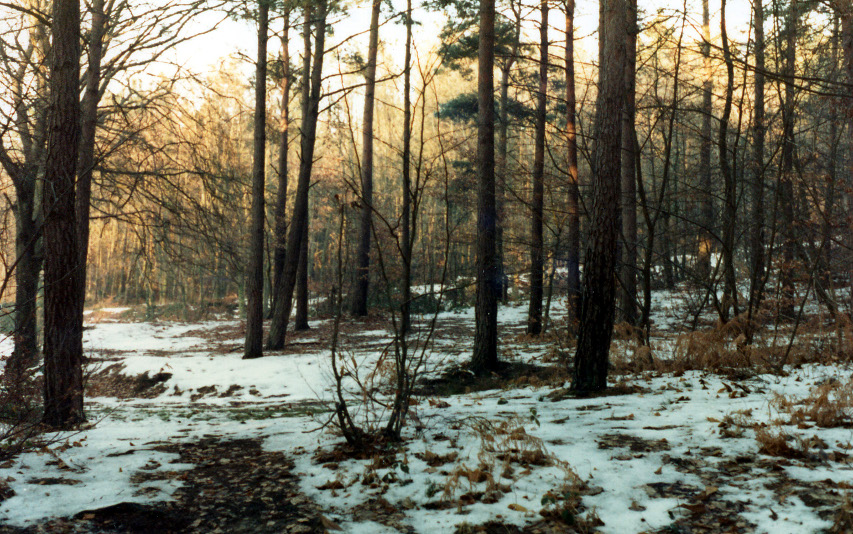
[86,365,172,399]
[0,438,326,534]
[415,362,563,396]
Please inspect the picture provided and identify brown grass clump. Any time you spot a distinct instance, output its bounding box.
[754,426,804,459]
[831,495,853,534]
[771,379,853,428]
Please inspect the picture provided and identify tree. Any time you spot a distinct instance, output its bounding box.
[779,0,798,320]
[42,0,85,428]
[0,6,48,379]
[352,0,382,317]
[619,0,638,325]
[746,0,766,339]
[470,0,499,375]
[244,0,270,359]
[527,0,548,336]
[572,0,626,395]
[271,8,292,319]
[267,0,327,350]
[718,0,737,322]
[697,0,713,280]
[75,0,106,318]
[401,0,413,335]
[564,0,580,325]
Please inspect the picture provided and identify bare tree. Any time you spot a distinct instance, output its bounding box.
[42,0,85,428]
[619,0,638,325]
[352,0,382,317]
[267,0,327,350]
[572,0,626,394]
[564,0,580,325]
[746,0,766,339]
[697,0,713,280]
[244,0,270,359]
[471,0,499,375]
[527,0,548,336]
[271,8,292,318]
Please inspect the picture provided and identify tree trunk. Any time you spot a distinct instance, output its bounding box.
[401,0,413,336]
[295,215,310,330]
[697,0,713,281]
[527,0,548,336]
[271,11,291,318]
[267,1,327,350]
[747,0,766,339]
[471,0,499,375]
[244,0,269,359]
[75,0,106,318]
[352,0,382,317]
[565,0,581,326]
[42,0,85,428]
[619,0,638,325]
[779,0,797,320]
[572,0,626,395]
[497,3,520,304]
[719,0,738,322]
[840,4,853,316]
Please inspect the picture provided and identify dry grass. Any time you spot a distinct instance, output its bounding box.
[754,425,804,459]
[771,378,853,428]
[437,414,583,511]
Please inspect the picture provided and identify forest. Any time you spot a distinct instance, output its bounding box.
[0,0,852,531]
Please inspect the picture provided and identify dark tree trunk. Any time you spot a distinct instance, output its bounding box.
[527,0,548,336]
[497,2,520,304]
[471,0,499,375]
[841,4,853,316]
[719,0,738,322]
[8,181,39,378]
[295,216,310,330]
[572,0,626,395]
[244,0,269,359]
[697,0,713,281]
[75,0,106,317]
[42,0,85,428]
[401,0,413,336]
[267,2,327,350]
[565,0,581,325]
[779,0,797,320]
[619,0,638,325]
[352,0,382,317]
[271,11,291,317]
[747,0,766,338]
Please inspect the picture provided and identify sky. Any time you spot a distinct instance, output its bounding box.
[169,0,758,78]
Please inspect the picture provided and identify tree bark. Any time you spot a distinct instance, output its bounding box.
[401,0,413,336]
[572,0,626,395]
[352,0,382,317]
[295,214,310,330]
[719,0,738,321]
[619,0,638,325]
[271,10,291,317]
[471,0,499,375]
[747,0,766,338]
[564,0,581,326]
[779,0,797,320]
[244,0,269,359]
[527,0,548,336]
[43,0,85,428]
[267,1,327,350]
[75,0,106,317]
[697,0,714,281]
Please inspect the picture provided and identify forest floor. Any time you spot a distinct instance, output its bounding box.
[0,290,852,533]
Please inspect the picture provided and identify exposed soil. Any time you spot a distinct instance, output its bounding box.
[0,438,327,534]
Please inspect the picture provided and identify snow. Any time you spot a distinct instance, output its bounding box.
[1,296,851,531]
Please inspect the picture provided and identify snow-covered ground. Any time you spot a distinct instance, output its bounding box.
[0,301,851,532]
